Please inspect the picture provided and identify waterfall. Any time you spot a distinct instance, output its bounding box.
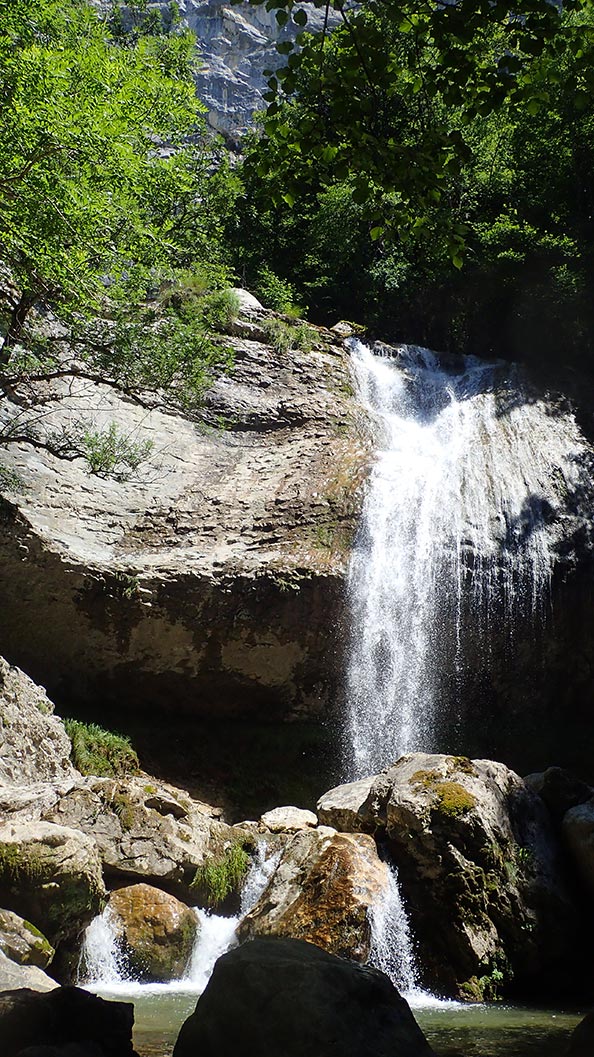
[345,340,585,779]
[370,862,418,994]
[79,842,280,992]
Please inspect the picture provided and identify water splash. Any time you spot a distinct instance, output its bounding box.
[370,862,418,994]
[78,905,130,986]
[345,340,585,778]
[79,841,280,994]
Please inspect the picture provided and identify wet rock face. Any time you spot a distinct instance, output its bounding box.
[108,884,197,982]
[0,318,365,727]
[319,754,580,1000]
[173,937,436,1057]
[238,827,389,962]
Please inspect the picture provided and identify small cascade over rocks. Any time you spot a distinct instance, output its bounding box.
[79,842,281,994]
[370,862,418,994]
[345,339,588,779]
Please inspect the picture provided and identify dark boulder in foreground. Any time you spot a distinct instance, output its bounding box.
[173,937,435,1057]
[0,986,137,1057]
[566,1011,594,1056]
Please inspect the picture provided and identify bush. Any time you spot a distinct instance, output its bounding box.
[261,318,313,356]
[64,719,140,777]
[190,843,251,908]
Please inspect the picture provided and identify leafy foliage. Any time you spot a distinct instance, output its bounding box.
[236,0,587,253]
[233,3,594,372]
[190,844,251,908]
[64,719,140,777]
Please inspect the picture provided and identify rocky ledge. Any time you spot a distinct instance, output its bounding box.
[0,301,366,726]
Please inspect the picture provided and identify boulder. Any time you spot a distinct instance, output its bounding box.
[525,767,593,825]
[238,827,389,962]
[107,884,197,982]
[42,775,245,902]
[0,909,54,968]
[317,775,375,832]
[0,950,58,992]
[0,985,136,1057]
[173,937,435,1057]
[318,754,579,999]
[563,800,594,894]
[259,806,317,833]
[0,821,105,952]
[566,1011,594,1056]
[0,658,76,785]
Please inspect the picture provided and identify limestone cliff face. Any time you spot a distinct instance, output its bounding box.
[0,312,366,723]
[154,0,338,143]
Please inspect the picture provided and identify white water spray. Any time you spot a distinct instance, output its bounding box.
[346,340,585,778]
[79,842,280,993]
[370,863,418,994]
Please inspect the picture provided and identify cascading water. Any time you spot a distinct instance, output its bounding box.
[370,862,418,994]
[345,340,586,779]
[79,842,280,994]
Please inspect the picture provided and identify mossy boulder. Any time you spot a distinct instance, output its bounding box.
[318,754,578,1000]
[108,883,198,982]
[0,909,54,968]
[0,821,105,952]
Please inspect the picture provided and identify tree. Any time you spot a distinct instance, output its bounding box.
[0,0,234,364]
[237,0,590,256]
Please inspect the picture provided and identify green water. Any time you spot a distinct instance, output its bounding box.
[91,987,582,1057]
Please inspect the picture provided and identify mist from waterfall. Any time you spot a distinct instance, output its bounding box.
[345,340,585,779]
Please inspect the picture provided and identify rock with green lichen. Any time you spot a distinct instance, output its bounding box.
[42,774,241,903]
[0,909,54,969]
[318,753,578,1001]
[0,821,105,953]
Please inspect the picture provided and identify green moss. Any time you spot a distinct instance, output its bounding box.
[110,791,137,831]
[410,770,476,817]
[0,843,47,887]
[410,768,441,789]
[435,781,476,817]
[190,843,250,908]
[64,719,139,777]
[449,755,477,776]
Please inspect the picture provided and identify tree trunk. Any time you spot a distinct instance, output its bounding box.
[0,291,36,367]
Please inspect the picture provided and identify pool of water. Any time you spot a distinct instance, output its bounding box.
[88,984,583,1057]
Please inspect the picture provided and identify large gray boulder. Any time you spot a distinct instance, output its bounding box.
[0,909,54,969]
[0,950,58,992]
[319,754,579,999]
[238,827,389,963]
[0,821,105,952]
[563,799,594,894]
[173,938,435,1057]
[42,775,245,901]
[0,659,75,785]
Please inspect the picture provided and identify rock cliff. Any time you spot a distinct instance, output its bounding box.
[0,307,365,736]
